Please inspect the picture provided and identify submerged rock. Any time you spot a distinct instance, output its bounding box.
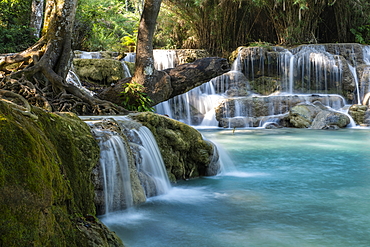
[0,101,123,246]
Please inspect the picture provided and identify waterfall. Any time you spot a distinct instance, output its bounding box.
[153,50,178,70]
[364,46,370,65]
[121,61,132,77]
[133,126,171,196]
[123,52,136,63]
[66,70,95,96]
[92,129,134,214]
[154,44,370,128]
[82,116,171,214]
[348,64,361,104]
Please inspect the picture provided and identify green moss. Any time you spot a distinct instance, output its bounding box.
[0,101,122,247]
[73,58,125,86]
[130,112,214,181]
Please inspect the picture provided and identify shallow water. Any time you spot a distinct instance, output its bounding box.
[101,128,370,247]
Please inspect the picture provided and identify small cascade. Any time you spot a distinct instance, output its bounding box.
[83,116,172,214]
[66,70,95,96]
[363,46,370,65]
[92,128,133,214]
[123,52,136,63]
[133,126,171,196]
[76,51,102,59]
[155,70,248,126]
[348,64,362,104]
[153,50,178,70]
[120,61,132,77]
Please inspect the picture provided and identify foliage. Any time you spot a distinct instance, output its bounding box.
[0,25,37,53]
[0,0,36,53]
[351,25,370,44]
[74,0,140,52]
[121,81,154,112]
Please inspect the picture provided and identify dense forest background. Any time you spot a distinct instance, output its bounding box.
[1,0,370,57]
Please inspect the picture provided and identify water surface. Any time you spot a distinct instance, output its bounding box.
[101,128,370,247]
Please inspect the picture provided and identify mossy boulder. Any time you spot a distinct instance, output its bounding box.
[349,104,368,125]
[0,101,123,247]
[73,58,125,86]
[130,112,220,181]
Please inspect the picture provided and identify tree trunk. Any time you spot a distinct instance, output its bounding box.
[132,0,162,86]
[30,0,44,38]
[0,0,128,115]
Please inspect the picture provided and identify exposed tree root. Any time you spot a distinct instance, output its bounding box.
[1,64,129,116]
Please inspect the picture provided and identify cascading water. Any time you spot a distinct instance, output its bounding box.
[348,64,362,104]
[153,50,178,70]
[155,44,370,128]
[364,46,370,65]
[92,128,134,214]
[66,70,95,96]
[82,116,172,214]
[133,126,171,196]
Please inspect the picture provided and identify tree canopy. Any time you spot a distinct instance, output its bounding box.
[1,0,369,55]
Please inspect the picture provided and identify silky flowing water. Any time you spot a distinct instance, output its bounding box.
[101,128,370,247]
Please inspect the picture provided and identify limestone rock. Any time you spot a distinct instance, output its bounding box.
[250,76,280,95]
[311,110,350,129]
[289,104,320,128]
[348,104,368,125]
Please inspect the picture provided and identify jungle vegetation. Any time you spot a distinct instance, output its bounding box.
[1,0,369,56]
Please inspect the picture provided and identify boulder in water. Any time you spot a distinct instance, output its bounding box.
[348,104,368,125]
[289,104,320,128]
[311,110,350,129]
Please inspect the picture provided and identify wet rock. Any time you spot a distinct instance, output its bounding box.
[289,104,320,128]
[311,110,350,129]
[0,101,123,246]
[348,104,368,125]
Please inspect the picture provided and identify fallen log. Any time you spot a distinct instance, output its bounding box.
[97,57,230,106]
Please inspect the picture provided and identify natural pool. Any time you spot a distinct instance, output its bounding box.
[101,128,370,247]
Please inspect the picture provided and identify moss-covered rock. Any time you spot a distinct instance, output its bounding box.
[73,58,125,86]
[349,104,368,125]
[130,112,219,181]
[0,101,123,247]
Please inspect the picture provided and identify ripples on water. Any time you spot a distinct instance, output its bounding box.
[101,128,370,247]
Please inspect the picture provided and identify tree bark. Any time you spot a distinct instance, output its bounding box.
[30,0,44,38]
[132,0,162,86]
